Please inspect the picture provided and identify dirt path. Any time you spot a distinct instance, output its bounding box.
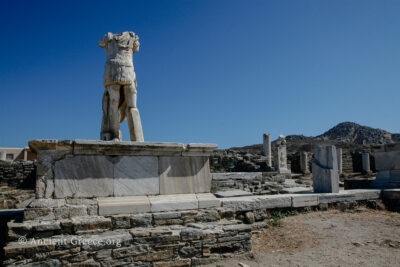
[206,209,400,267]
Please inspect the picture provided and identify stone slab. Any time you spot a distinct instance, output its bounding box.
[29,139,217,157]
[98,196,150,215]
[290,194,319,207]
[196,193,221,209]
[280,187,313,194]
[318,189,381,204]
[159,156,210,194]
[211,172,263,181]
[221,195,291,211]
[215,190,253,198]
[149,194,198,212]
[114,156,159,196]
[54,155,114,198]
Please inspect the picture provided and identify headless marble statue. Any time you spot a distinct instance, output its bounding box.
[99,31,144,142]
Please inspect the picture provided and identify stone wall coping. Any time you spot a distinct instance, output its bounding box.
[28,139,218,156]
[221,189,382,211]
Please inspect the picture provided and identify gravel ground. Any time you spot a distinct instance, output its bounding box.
[205,208,400,267]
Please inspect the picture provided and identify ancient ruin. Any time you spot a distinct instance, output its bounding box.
[1,26,400,267]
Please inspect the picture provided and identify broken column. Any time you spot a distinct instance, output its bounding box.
[362,153,371,173]
[300,152,309,174]
[312,145,339,193]
[337,147,343,174]
[274,135,290,174]
[263,133,272,168]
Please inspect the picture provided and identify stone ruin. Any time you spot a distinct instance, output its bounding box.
[2,31,400,267]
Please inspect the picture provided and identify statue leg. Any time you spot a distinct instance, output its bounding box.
[100,90,111,140]
[107,84,122,141]
[124,84,144,142]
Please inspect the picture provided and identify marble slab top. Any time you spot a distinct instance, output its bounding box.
[29,139,218,156]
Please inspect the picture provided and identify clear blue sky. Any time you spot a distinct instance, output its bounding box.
[1,0,399,148]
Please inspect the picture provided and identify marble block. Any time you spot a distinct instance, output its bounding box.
[312,162,339,193]
[98,196,151,215]
[290,194,319,207]
[29,140,217,198]
[149,194,198,212]
[114,156,159,196]
[54,155,114,198]
[312,145,339,193]
[196,193,221,208]
[159,156,210,194]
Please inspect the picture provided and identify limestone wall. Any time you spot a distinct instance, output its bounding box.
[0,160,36,188]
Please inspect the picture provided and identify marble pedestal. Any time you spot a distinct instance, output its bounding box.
[29,140,217,199]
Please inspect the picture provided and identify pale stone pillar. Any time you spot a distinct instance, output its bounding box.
[263,133,272,167]
[336,148,343,174]
[362,153,370,173]
[274,135,290,174]
[300,152,309,174]
[312,145,339,193]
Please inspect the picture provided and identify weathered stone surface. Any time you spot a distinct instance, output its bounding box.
[98,196,151,216]
[318,189,381,204]
[131,213,153,227]
[72,216,112,233]
[54,155,114,198]
[30,140,217,198]
[149,194,198,212]
[290,194,319,207]
[211,172,263,181]
[280,187,313,194]
[312,145,339,193]
[262,133,272,168]
[300,152,309,174]
[215,190,253,198]
[99,31,143,142]
[24,208,55,221]
[159,156,211,194]
[244,211,255,224]
[32,221,61,232]
[196,193,221,208]
[54,205,88,219]
[274,135,290,174]
[111,215,131,229]
[374,151,400,171]
[362,153,371,172]
[114,156,159,196]
[222,195,291,211]
[28,199,66,208]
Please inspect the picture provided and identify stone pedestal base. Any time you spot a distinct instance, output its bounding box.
[29,140,217,199]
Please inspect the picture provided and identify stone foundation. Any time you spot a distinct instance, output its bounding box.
[29,140,217,199]
[3,207,252,267]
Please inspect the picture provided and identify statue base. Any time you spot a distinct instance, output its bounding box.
[29,139,217,199]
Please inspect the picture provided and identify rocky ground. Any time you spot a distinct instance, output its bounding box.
[205,208,400,267]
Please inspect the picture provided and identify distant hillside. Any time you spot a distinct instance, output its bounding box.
[316,122,393,145]
[229,122,398,153]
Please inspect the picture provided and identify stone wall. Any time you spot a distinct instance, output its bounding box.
[0,160,36,188]
[3,208,252,266]
[0,161,35,210]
